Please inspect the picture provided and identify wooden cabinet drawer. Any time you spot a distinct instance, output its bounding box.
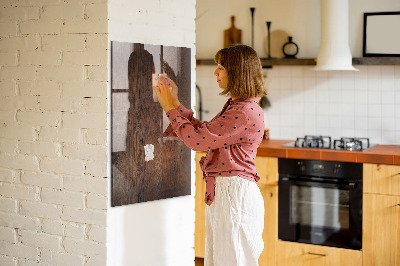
[277,241,362,266]
[255,156,278,186]
[363,193,400,266]
[364,164,400,196]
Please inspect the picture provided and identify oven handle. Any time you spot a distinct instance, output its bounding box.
[280,177,357,189]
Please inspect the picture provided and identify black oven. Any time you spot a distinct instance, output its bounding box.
[278,158,363,250]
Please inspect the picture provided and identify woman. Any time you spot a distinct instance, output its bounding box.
[153,44,266,266]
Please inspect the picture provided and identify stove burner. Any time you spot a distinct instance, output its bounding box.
[333,137,370,151]
[295,135,332,149]
[286,136,372,151]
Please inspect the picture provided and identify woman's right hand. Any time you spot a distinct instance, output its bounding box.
[160,76,180,108]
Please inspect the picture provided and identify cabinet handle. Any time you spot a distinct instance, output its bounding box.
[397,204,400,207]
[307,252,328,256]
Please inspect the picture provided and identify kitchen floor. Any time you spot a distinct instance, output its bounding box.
[195,257,204,265]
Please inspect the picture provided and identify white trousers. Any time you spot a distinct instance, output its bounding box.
[205,176,265,266]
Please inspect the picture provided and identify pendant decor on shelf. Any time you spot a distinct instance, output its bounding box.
[265,21,272,58]
[282,36,299,58]
[110,41,191,207]
[250,7,255,48]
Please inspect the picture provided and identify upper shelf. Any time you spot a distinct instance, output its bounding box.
[196,57,400,67]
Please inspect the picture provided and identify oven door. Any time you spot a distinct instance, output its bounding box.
[278,176,362,250]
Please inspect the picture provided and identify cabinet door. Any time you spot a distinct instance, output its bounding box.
[363,193,400,266]
[364,164,400,196]
[277,241,362,266]
[259,185,278,266]
[255,156,278,186]
[195,152,207,258]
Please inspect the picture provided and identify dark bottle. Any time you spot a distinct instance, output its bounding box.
[282,36,299,58]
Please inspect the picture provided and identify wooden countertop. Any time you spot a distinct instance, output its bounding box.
[256,139,400,165]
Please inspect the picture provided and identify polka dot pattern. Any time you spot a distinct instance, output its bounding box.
[162,97,264,206]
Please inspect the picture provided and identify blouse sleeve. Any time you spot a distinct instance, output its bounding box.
[162,103,203,137]
[165,106,249,152]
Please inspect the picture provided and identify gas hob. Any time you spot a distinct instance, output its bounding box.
[282,135,375,151]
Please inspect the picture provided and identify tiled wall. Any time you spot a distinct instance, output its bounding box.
[196,65,400,145]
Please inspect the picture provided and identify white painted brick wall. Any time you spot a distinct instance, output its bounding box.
[19,229,61,251]
[64,175,107,195]
[85,160,107,177]
[42,219,64,236]
[19,200,61,219]
[87,225,106,243]
[0,0,108,264]
[87,193,107,210]
[64,222,85,239]
[64,237,106,257]
[0,227,17,243]
[20,171,62,189]
[40,249,85,266]
[0,241,39,261]
[0,197,17,213]
[62,207,106,226]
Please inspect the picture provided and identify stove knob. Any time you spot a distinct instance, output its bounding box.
[298,161,305,171]
[334,164,341,174]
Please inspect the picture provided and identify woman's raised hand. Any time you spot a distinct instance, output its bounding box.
[160,76,180,108]
[153,76,175,113]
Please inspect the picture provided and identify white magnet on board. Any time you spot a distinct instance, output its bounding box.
[144,144,154,161]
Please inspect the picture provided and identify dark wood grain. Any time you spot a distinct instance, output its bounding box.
[111,42,191,207]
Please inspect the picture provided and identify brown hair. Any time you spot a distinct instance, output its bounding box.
[214,44,267,99]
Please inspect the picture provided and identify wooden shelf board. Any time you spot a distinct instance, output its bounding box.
[352,57,400,65]
[196,57,400,67]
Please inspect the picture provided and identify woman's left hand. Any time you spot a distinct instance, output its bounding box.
[153,77,175,113]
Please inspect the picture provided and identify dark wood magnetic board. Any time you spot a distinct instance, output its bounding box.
[111,41,191,207]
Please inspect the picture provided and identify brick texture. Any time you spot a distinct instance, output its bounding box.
[0,1,108,264]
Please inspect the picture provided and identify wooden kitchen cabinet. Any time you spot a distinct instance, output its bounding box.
[363,193,400,266]
[258,184,278,266]
[276,241,362,266]
[195,151,207,258]
[364,163,400,196]
[255,152,279,265]
[255,156,278,186]
[363,163,400,266]
[194,154,279,263]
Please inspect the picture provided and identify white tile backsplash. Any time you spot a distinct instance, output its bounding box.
[367,104,382,118]
[196,65,400,144]
[367,91,381,105]
[382,90,395,104]
[381,66,395,77]
[382,105,395,118]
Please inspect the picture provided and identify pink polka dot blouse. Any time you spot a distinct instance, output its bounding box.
[162,97,265,206]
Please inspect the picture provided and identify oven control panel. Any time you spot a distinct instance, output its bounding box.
[280,158,362,180]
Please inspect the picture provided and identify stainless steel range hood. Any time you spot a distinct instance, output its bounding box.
[314,0,358,71]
